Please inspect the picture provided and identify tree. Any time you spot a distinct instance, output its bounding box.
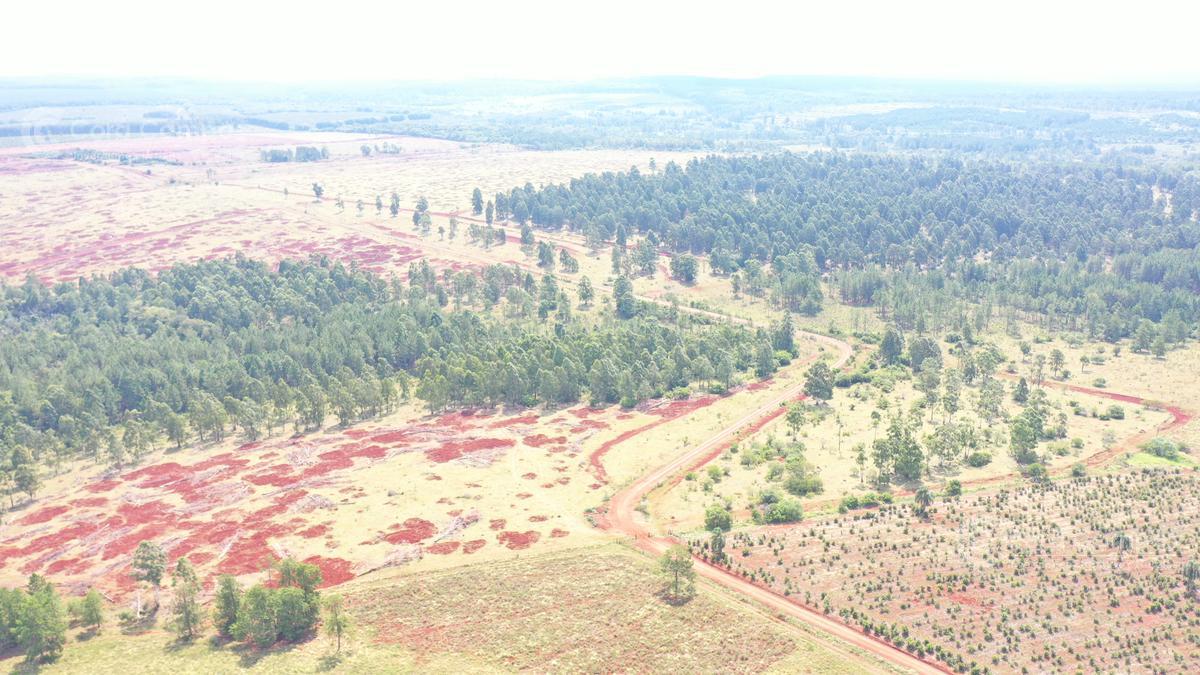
[669,254,699,284]
[131,541,166,617]
[659,545,696,602]
[754,341,776,379]
[1049,349,1065,378]
[1111,532,1132,565]
[235,585,278,648]
[312,183,323,200]
[485,200,494,225]
[171,557,202,641]
[323,594,350,653]
[1183,560,1200,600]
[80,589,104,632]
[13,458,39,502]
[389,191,400,217]
[914,486,933,518]
[704,503,732,532]
[613,276,636,319]
[785,403,806,436]
[1012,377,1030,404]
[164,412,187,449]
[212,575,242,639]
[577,275,594,307]
[803,362,834,402]
[16,580,65,663]
[880,326,905,365]
[275,587,314,642]
[375,195,383,215]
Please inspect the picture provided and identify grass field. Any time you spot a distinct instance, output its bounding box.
[0,544,879,674]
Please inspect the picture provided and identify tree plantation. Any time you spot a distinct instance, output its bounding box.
[0,256,770,490]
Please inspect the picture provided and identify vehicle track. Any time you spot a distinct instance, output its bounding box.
[600,329,951,674]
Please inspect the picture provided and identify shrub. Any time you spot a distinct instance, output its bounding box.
[784,473,824,497]
[1142,437,1187,460]
[704,504,732,532]
[763,499,803,524]
[966,452,993,467]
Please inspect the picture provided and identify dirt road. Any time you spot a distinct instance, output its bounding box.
[600,330,950,674]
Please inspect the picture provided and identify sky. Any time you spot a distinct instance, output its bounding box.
[4,0,1200,86]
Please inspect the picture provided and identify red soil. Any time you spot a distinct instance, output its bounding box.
[45,558,91,575]
[571,419,610,433]
[70,497,108,508]
[521,473,537,480]
[523,434,566,448]
[16,505,69,526]
[303,555,355,587]
[85,479,121,493]
[528,515,548,522]
[298,524,329,539]
[462,539,486,554]
[586,395,723,483]
[489,519,506,531]
[383,518,437,545]
[426,438,514,463]
[425,541,461,555]
[497,530,540,550]
[550,528,570,538]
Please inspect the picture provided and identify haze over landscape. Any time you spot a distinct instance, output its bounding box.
[1,2,1200,674]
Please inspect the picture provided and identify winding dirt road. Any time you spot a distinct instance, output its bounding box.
[599,330,951,674]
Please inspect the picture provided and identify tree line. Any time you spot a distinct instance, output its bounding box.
[0,256,771,498]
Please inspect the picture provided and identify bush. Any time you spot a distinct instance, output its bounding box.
[784,473,824,497]
[704,504,732,532]
[275,587,317,642]
[1142,437,1187,460]
[966,452,992,468]
[763,499,803,524]
[1106,405,1125,420]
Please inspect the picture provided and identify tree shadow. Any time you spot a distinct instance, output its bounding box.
[655,588,696,606]
[317,653,344,671]
[231,641,298,668]
[75,627,100,643]
[119,609,159,636]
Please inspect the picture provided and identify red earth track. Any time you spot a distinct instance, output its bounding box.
[598,327,950,674]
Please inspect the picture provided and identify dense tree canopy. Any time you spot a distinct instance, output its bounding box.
[0,256,769,475]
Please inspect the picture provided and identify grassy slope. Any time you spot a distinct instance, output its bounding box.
[1,544,876,674]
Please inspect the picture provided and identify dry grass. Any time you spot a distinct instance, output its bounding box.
[347,543,864,674]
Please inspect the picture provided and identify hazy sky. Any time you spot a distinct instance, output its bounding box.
[5,0,1199,85]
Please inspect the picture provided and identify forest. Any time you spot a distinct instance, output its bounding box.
[0,256,774,481]
[496,152,1200,337]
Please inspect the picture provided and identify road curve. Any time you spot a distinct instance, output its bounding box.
[601,331,951,674]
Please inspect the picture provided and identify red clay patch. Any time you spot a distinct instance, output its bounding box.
[462,539,486,554]
[426,438,514,463]
[383,518,437,544]
[16,505,69,526]
[304,555,355,587]
[523,434,567,448]
[497,530,540,550]
[425,541,460,555]
[550,528,570,538]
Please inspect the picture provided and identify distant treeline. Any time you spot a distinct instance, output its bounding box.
[259,146,329,163]
[498,152,1199,338]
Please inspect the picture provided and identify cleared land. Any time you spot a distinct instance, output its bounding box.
[710,470,1200,673]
